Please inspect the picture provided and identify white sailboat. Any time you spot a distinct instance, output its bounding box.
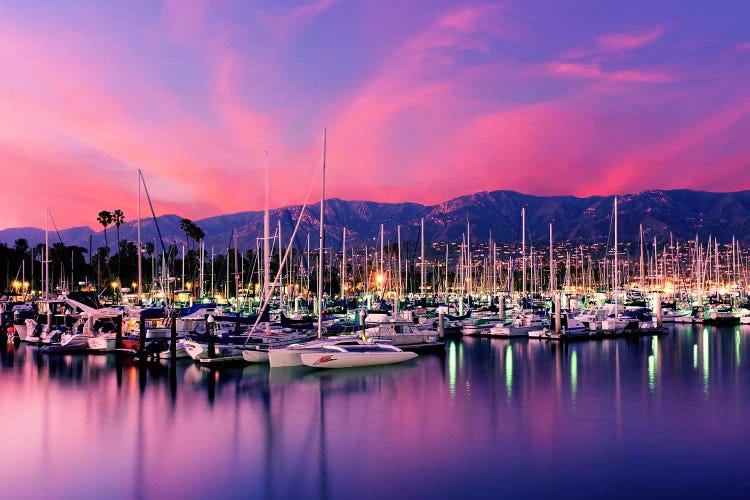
[269,130,419,369]
[300,343,416,369]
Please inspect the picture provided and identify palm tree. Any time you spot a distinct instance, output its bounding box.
[112,209,125,283]
[112,210,125,249]
[97,210,113,249]
[13,238,29,258]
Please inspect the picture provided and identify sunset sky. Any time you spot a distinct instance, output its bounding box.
[1,0,749,230]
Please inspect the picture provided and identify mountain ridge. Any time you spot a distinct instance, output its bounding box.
[2,189,749,251]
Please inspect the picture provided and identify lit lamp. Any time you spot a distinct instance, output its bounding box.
[111,281,118,300]
[186,282,192,290]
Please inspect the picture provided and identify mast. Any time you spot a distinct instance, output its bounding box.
[521,206,526,296]
[639,224,645,291]
[614,196,619,310]
[317,130,326,339]
[379,223,384,297]
[234,227,240,311]
[137,170,142,303]
[278,219,283,311]
[397,225,402,301]
[420,218,425,297]
[466,216,471,298]
[45,209,49,301]
[549,222,554,293]
[444,243,449,297]
[264,151,271,309]
[341,227,346,299]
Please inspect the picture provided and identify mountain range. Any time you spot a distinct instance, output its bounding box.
[2,189,750,253]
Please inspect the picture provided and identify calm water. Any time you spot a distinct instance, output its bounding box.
[2,324,750,499]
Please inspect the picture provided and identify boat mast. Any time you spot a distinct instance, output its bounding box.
[445,243,449,297]
[278,219,283,311]
[614,196,619,312]
[397,225,402,301]
[522,206,526,297]
[317,130,326,339]
[137,170,142,304]
[264,150,271,314]
[341,227,346,299]
[379,223,384,298]
[421,217,425,297]
[549,222,554,293]
[45,208,49,302]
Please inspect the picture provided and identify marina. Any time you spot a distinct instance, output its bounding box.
[2,1,750,497]
[1,323,749,498]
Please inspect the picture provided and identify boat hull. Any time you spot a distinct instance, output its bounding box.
[300,351,417,369]
[242,349,270,363]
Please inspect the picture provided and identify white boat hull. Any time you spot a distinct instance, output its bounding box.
[269,347,307,368]
[88,336,117,352]
[300,351,417,369]
[242,349,270,363]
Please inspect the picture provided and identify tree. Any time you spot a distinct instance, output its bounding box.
[97,210,113,249]
[13,238,29,258]
[112,209,125,282]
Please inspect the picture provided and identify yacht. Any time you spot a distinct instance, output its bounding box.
[365,321,443,351]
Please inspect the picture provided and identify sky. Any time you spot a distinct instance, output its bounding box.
[1,0,749,230]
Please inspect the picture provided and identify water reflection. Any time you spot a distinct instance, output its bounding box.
[1,325,750,498]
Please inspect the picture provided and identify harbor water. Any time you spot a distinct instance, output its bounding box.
[2,324,749,499]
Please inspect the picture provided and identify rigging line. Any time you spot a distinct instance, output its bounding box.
[138,170,169,257]
[47,211,65,245]
[246,159,323,340]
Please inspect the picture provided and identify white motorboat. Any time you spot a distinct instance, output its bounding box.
[459,317,500,335]
[300,343,417,369]
[240,329,314,363]
[157,339,191,359]
[488,310,548,337]
[365,321,443,351]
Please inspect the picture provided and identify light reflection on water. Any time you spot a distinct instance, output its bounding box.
[1,324,750,499]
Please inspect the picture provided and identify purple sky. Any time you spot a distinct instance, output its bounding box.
[1,0,749,230]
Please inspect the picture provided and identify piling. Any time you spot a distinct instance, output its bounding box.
[207,315,216,358]
[138,313,146,355]
[654,293,662,328]
[170,313,177,361]
[359,309,366,332]
[438,311,445,339]
[115,314,122,349]
[554,294,562,335]
[498,295,505,320]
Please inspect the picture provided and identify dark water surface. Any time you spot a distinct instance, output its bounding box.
[2,324,749,499]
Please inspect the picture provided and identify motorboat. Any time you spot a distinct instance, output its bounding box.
[488,309,548,337]
[365,321,443,351]
[300,343,416,369]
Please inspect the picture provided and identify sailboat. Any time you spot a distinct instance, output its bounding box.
[268,130,416,369]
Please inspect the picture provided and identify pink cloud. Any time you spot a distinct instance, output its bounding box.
[736,42,750,51]
[547,61,673,83]
[597,26,665,52]
[256,0,337,40]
